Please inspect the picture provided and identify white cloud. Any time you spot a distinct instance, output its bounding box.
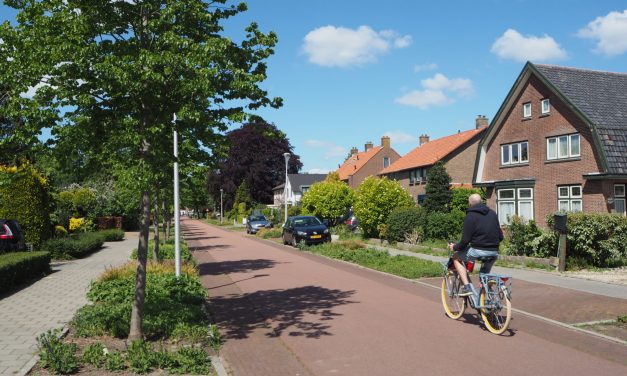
[20,75,52,99]
[305,139,348,159]
[302,25,412,67]
[421,73,473,98]
[578,10,627,56]
[383,131,418,144]
[414,63,438,72]
[490,29,567,62]
[308,168,330,174]
[394,73,474,110]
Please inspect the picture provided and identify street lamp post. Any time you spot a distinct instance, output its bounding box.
[283,152,290,224]
[220,188,223,224]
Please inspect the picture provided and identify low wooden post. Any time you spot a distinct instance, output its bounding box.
[557,232,567,272]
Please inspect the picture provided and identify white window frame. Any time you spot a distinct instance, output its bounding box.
[500,141,529,166]
[557,185,583,212]
[547,134,580,160]
[496,187,534,225]
[541,99,550,114]
[614,184,626,216]
[523,102,531,118]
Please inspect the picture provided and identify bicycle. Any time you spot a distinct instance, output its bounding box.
[441,255,512,335]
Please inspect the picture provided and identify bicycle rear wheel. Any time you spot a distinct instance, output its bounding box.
[480,281,511,334]
[441,272,465,319]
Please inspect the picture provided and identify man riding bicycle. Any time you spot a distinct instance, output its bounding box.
[448,193,503,298]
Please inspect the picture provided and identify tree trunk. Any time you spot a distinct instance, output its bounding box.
[164,197,170,242]
[129,190,150,341]
[153,188,160,260]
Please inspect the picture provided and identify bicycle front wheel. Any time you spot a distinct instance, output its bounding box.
[441,272,465,319]
[480,282,511,335]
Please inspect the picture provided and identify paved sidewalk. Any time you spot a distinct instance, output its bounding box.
[0,235,135,376]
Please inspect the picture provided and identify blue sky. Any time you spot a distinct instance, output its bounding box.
[2,1,627,174]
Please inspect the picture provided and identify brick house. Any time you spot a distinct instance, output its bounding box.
[473,62,627,227]
[336,136,401,189]
[379,117,488,203]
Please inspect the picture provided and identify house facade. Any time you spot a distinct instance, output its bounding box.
[474,62,627,227]
[336,136,401,189]
[380,118,488,203]
[272,173,327,207]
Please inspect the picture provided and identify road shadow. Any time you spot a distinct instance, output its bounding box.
[455,312,516,337]
[210,286,357,339]
[184,236,220,241]
[191,244,232,252]
[197,258,280,276]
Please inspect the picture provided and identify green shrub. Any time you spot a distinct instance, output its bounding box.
[98,229,125,242]
[0,251,50,292]
[529,231,558,258]
[425,210,464,241]
[127,340,154,374]
[0,164,52,246]
[546,212,627,267]
[505,216,543,256]
[301,178,355,226]
[82,342,106,368]
[40,232,104,259]
[354,176,415,238]
[386,207,426,243]
[104,351,126,371]
[73,269,207,339]
[169,347,211,374]
[37,329,79,375]
[130,241,193,262]
[450,187,486,212]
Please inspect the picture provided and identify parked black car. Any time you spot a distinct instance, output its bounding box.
[282,216,330,246]
[246,215,272,234]
[0,219,26,252]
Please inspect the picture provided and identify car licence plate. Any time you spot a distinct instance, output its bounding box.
[310,235,322,239]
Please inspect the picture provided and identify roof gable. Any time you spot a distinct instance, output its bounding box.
[380,128,486,174]
[476,62,627,180]
[336,146,383,180]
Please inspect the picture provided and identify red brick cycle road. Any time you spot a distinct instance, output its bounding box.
[183,218,627,376]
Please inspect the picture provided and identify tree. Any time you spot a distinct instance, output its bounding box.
[1,0,280,340]
[207,122,302,210]
[450,187,486,212]
[423,161,452,213]
[353,176,414,238]
[301,178,355,225]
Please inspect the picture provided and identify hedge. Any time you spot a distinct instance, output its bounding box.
[386,207,426,243]
[547,212,627,268]
[0,164,52,246]
[98,229,125,242]
[0,251,51,292]
[40,232,105,259]
[130,241,193,263]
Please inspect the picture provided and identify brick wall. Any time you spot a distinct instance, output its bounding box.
[482,75,610,226]
[348,147,401,189]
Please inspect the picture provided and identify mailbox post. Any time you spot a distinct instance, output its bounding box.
[554,213,568,272]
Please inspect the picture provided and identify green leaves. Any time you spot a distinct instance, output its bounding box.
[301,178,355,225]
[353,176,415,238]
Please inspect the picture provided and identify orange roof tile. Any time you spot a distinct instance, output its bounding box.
[336,146,383,180]
[380,128,486,174]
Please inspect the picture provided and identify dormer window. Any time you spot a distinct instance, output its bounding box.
[523,102,531,118]
[541,99,550,115]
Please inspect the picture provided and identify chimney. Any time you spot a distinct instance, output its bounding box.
[476,115,489,129]
[350,147,358,155]
[364,141,373,152]
[419,134,430,146]
[381,136,391,149]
